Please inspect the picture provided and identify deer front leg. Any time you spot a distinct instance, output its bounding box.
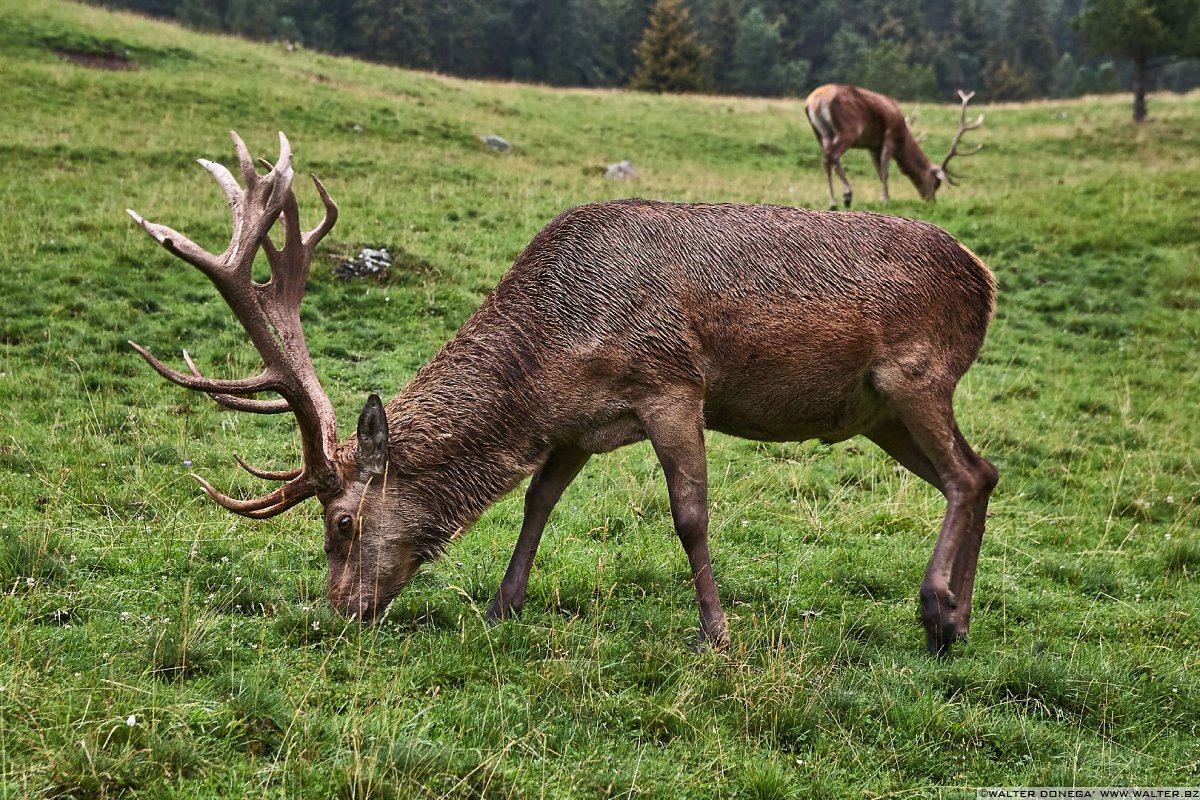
[639,395,729,649]
[945,429,997,642]
[867,395,997,655]
[486,446,590,624]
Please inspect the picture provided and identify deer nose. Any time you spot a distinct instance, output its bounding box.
[326,576,354,612]
[327,582,381,623]
[354,600,381,623]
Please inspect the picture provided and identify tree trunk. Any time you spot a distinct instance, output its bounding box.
[1132,56,1147,124]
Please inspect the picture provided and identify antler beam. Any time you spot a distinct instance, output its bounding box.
[941,90,985,181]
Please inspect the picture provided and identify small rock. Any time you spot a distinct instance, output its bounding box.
[478,134,512,152]
[605,160,636,180]
[336,247,393,280]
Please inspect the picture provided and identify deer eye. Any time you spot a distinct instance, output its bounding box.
[337,514,354,534]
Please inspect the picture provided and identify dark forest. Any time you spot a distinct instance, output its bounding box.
[86,0,1200,101]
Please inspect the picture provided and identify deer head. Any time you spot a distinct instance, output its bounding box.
[128,132,431,621]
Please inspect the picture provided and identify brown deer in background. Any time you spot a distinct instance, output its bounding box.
[128,132,998,655]
[806,85,983,209]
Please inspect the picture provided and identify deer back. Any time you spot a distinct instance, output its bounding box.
[445,200,994,445]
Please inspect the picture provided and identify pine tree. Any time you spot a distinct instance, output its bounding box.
[731,6,784,95]
[705,0,741,92]
[948,0,988,93]
[629,0,711,93]
[349,0,432,69]
[1002,0,1058,89]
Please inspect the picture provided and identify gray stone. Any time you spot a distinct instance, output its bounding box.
[479,134,512,152]
[605,160,636,180]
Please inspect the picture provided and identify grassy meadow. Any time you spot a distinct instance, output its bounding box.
[2,1,1199,797]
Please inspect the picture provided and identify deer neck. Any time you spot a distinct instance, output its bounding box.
[382,314,551,543]
[894,133,936,197]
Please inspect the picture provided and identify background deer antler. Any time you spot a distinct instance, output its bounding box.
[940,89,984,183]
[127,131,342,516]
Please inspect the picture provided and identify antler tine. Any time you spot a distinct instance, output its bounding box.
[266,132,295,213]
[231,131,293,221]
[182,350,291,414]
[235,455,303,481]
[230,130,259,188]
[129,341,276,395]
[956,90,984,132]
[305,175,339,247]
[198,158,243,208]
[191,473,315,518]
[253,162,337,251]
[126,209,222,276]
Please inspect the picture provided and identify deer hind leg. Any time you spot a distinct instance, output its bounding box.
[638,390,728,649]
[486,445,590,624]
[871,146,892,203]
[821,154,839,211]
[865,392,997,655]
[831,152,853,208]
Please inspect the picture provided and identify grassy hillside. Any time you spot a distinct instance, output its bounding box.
[2,1,1199,797]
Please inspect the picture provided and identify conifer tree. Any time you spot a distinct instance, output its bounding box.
[629,0,711,93]
[705,0,741,92]
[732,6,784,96]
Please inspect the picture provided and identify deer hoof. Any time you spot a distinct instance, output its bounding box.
[693,615,730,652]
[843,193,852,209]
[484,598,521,627]
[691,631,730,653]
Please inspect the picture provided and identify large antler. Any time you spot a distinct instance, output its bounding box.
[128,131,342,517]
[940,90,984,184]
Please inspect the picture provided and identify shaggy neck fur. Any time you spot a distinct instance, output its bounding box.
[374,301,554,558]
[894,133,935,197]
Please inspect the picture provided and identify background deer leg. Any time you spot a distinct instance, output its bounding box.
[639,394,729,649]
[865,395,996,655]
[486,445,590,623]
[873,144,892,202]
[820,138,854,209]
[832,153,853,208]
[821,151,839,210]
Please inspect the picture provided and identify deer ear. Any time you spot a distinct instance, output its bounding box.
[356,393,389,476]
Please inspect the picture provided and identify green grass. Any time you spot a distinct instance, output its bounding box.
[2,1,1199,797]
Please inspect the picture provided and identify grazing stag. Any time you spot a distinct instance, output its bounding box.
[806,85,983,209]
[128,132,997,655]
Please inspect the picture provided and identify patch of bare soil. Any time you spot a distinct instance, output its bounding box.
[54,48,136,71]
